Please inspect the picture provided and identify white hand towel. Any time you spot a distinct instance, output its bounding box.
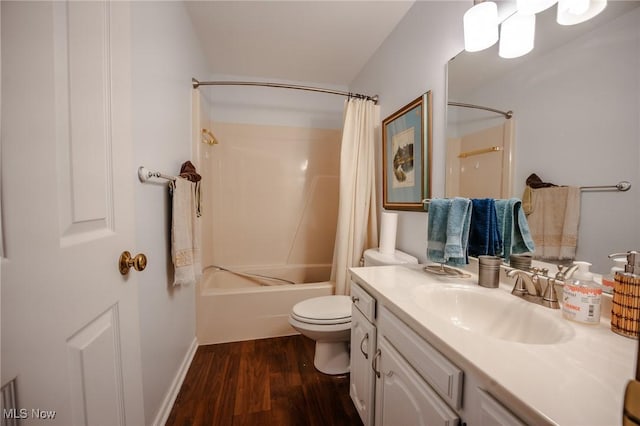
[171,177,202,286]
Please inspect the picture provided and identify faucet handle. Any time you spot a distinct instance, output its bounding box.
[541,278,561,309]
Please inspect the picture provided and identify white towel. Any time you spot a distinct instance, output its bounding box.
[170,177,201,286]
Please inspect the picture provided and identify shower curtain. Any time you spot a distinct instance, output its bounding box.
[331,98,378,295]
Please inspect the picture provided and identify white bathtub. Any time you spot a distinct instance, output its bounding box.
[196,264,335,344]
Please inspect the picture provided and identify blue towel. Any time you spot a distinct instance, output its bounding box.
[427,199,453,264]
[495,198,535,261]
[468,198,502,257]
[444,198,473,266]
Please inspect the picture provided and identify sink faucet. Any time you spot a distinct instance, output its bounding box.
[507,268,560,309]
[507,268,542,297]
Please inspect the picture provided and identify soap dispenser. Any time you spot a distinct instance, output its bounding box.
[611,250,640,338]
[562,261,602,325]
[609,251,640,273]
[603,253,629,292]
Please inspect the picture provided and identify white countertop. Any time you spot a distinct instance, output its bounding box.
[349,264,637,426]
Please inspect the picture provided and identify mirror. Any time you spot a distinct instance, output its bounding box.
[446,2,640,273]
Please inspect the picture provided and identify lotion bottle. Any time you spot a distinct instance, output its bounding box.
[562,261,602,324]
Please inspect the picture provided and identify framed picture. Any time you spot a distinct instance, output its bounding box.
[382,91,432,211]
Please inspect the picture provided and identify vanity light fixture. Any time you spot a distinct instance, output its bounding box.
[557,0,607,25]
[517,0,557,15]
[463,1,499,52]
[499,12,536,58]
[464,0,607,57]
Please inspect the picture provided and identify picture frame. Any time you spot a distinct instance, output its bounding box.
[382,91,432,211]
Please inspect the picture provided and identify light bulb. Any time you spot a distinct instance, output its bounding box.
[464,2,499,52]
[499,12,536,59]
[557,0,607,25]
[516,0,557,15]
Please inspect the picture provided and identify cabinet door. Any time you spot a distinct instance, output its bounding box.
[350,305,377,426]
[375,338,459,426]
[478,389,526,426]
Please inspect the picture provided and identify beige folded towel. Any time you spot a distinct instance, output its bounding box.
[527,186,580,260]
[522,185,534,215]
[170,178,202,286]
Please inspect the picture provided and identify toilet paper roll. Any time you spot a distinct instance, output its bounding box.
[379,212,398,255]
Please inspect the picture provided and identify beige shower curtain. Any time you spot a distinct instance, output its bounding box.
[331,98,378,295]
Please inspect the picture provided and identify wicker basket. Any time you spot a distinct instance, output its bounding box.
[611,271,640,339]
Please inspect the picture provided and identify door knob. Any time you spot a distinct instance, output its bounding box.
[119,251,147,275]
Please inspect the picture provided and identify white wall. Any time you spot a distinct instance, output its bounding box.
[131,2,208,423]
[350,1,469,262]
[352,2,640,273]
[202,74,347,129]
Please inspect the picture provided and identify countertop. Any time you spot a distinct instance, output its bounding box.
[349,264,637,426]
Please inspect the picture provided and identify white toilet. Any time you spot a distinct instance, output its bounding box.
[288,248,418,375]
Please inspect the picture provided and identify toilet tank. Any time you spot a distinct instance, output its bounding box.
[363,248,418,267]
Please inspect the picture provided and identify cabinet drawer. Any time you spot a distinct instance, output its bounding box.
[379,306,463,410]
[351,282,376,322]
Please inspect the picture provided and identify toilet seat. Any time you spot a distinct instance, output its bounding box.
[291,295,351,325]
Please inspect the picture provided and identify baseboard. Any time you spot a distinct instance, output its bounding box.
[152,337,199,426]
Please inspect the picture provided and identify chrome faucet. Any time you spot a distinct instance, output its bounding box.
[507,268,560,309]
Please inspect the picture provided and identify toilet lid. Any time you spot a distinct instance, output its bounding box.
[292,295,351,323]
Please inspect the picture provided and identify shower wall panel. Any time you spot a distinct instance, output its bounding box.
[199,122,341,269]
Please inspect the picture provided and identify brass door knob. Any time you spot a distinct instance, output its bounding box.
[119,251,147,275]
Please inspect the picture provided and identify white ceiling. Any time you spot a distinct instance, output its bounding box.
[184,1,415,87]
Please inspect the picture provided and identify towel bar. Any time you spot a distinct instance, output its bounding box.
[138,166,176,183]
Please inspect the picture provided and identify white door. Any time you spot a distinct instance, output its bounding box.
[1,2,145,425]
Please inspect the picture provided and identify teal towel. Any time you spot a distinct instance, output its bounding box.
[427,198,472,266]
[495,198,535,261]
[427,199,453,264]
[445,197,473,266]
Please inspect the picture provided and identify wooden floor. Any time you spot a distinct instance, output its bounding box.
[166,335,363,426]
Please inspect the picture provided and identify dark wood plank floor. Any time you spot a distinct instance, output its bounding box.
[166,335,363,426]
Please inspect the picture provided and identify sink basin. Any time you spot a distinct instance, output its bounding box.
[412,285,574,344]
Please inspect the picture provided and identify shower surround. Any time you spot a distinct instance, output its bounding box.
[197,122,341,344]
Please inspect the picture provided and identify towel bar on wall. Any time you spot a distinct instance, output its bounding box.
[458,146,503,158]
[138,166,177,183]
[580,181,631,192]
[420,180,631,214]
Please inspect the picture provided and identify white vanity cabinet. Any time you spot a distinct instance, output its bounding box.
[350,283,377,426]
[349,265,634,425]
[350,282,460,426]
[350,278,524,426]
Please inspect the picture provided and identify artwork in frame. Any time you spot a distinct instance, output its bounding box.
[382,91,432,211]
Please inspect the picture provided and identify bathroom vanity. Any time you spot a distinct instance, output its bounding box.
[349,264,637,426]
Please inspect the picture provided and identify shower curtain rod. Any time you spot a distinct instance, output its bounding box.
[448,101,513,119]
[192,78,378,104]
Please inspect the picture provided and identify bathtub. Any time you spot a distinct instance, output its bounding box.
[196,264,335,344]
